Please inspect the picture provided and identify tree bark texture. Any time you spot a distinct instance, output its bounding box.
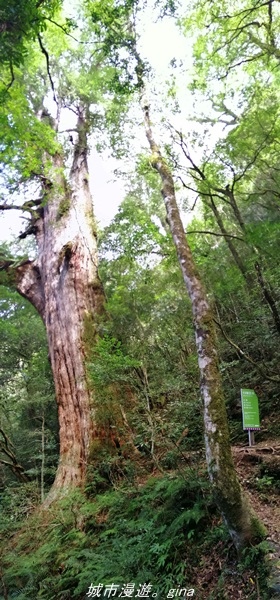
[15,107,105,498]
[141,98,265,549]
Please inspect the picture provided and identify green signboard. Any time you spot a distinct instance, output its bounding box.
[241,389,260,430]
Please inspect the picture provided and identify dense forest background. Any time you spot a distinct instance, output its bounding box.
[0,0,280,598]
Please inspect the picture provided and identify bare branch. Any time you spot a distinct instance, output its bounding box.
[0,203,25,211]
[175,176,232,205]
[218,52,265,79]
[37,33,57,103]
[215,21,262,55]
[186,229,246,242]
[45,18,86,44]
[59,128,78,134]
[0,198,42,213]
[18,223,38,240]
[212,2,272,25]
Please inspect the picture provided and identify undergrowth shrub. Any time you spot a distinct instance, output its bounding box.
[1,470,215,599]
[0,481,40,536]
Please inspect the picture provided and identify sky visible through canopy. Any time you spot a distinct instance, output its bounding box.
[0,3,189,241]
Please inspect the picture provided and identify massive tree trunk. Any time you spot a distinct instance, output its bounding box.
[13,106,105,499]
[141,97,265,550]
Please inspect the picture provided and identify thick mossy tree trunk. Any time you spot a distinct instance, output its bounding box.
[141,99,265,550]
[13,106,105,499]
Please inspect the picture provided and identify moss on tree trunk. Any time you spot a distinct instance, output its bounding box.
[141,96,266,550]
[14,107,106,502]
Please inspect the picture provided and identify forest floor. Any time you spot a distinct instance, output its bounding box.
[192,436,280,599]
[1,438,279,600]
[232,439,280,547]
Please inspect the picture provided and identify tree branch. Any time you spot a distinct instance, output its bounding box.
[2,62,15,91]
[214,317,280,382]
[186,229,246,242]
[219,52,265,79]
[15,261,45,320]
[0,428,30,482]
[37,33,57,103]
[45,18,84,43]
[0,198,42,214]
[0,258,45,320]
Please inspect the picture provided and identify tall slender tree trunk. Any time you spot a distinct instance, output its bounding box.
[206,194,280,334]
[140,97,265,549]
[207,195,253,286]
[13,106,105,500]
[181,144,280,332]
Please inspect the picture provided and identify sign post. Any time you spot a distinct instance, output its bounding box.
[241,389,260,446]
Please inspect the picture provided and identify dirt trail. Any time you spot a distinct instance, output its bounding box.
[233,439,280,598]
[232,440,280,545]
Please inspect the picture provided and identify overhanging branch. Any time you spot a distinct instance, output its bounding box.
[16,261,45,320]
[0,198,42,214]
[0,258,45,320]
[186,229,246,242]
